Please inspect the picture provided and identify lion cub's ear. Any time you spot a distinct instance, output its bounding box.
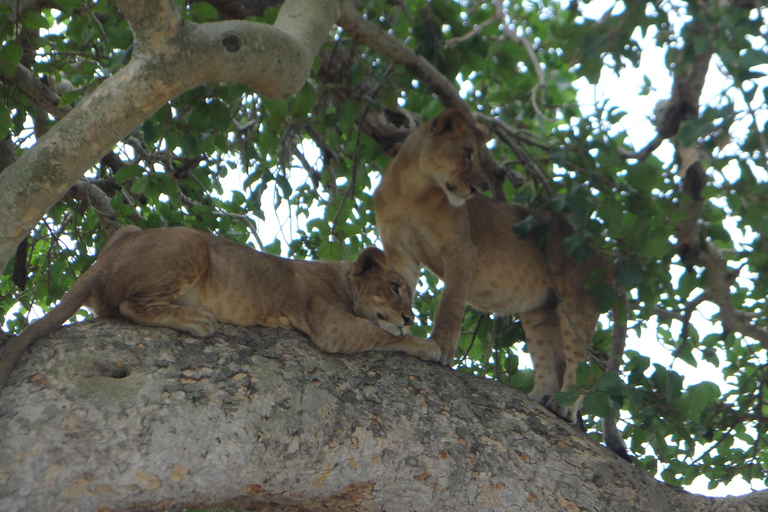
[352,247,389,276]
[431,108,467,137]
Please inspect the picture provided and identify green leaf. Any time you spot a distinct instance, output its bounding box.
[339,100,359,129]
[684,381,720,418]
[59,90,81,106]
[513,215,537,237]
[615,260,644,290]
[113,164,145,183]
[289,82,316,118]
[187,2,219,21]
[130,175,150,195]
[22,11,50,30]
[575,361,598,390]
[555,385,581,407]
[0,106,10,134]
[581,391,611,418]
[678,118,713,146]
[0,43,22,76]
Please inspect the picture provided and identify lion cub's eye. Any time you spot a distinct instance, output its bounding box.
[464,147,474,162]
[390,282,400,294]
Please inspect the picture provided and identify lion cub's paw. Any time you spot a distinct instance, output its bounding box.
[421,340,443,363]
[438,351,454,367]
[179,309,219,337]
[542,395,584,426]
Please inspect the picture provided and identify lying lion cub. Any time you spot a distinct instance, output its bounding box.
[0,226,441,388]
[374,109,605,426]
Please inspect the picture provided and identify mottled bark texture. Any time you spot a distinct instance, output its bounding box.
[1,320,767,511]
[0,0,339,269]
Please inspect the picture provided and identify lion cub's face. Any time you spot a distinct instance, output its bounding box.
[350,248,415,336]
[418,108,488,206]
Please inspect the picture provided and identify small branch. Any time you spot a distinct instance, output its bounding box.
[457,314,487,367]
[63,181,122,236]
[701,242,768,350]
[618,136,662,161]
[672,290,711,357]
[444,11,500,50]
[3,63,72,120]
[180,194,265,251]
[292,147,322,190]
[475,112,554,197]
[491,0,551,121]
[483,316,501,375]
[337,1,465,111]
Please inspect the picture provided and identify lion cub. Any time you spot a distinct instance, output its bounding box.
[0,226,441,388]
[373,109,604,425]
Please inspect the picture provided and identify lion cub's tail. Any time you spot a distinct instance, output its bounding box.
[0,267,100,390]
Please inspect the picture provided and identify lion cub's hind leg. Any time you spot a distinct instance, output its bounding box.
[119,297,217,337]
[109,230,218,337]
[545,296,600,424]
[520,306,565,404]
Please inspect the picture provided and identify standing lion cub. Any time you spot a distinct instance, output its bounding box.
[373,109,606,426]
[0,226,441,388]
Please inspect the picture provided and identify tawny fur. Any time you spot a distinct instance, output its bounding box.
[373,108,604,423]
[0,226,441,388]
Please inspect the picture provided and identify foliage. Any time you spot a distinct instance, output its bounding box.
[1,0,767,493]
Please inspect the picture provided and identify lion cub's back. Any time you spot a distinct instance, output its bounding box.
[189,234,351,332]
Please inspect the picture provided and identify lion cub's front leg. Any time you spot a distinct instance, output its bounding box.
[429,266,475,366]
[308,305,442,363]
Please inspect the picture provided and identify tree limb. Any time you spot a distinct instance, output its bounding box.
[336,1,465,111]
[2,320,766,511]
[2,63,72,120]
[0,0,340,269]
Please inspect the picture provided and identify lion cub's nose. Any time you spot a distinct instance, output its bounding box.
[402,314,413,326]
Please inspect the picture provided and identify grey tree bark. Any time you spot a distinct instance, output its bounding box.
[1,320,766,511]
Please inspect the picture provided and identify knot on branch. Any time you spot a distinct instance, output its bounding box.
[222,33,241,52]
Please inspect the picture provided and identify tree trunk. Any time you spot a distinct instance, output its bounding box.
[1,321,766,511]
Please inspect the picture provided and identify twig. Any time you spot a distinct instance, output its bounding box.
[330,64,393,242]
[700,242,768,350]
[180,193,265,251]
[672,290,711,357]
[483,316,501,376]
[444,12,500,50]
[618,136,662,161]
[475,112,554,197]
[293,146,322,191]
[492,0,552,121]
[458,315,487,367]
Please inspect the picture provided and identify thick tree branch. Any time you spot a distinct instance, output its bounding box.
[0,0,340,269]
[2,320,767,511]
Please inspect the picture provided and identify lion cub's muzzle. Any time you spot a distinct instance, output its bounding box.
[377,311,414,336]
